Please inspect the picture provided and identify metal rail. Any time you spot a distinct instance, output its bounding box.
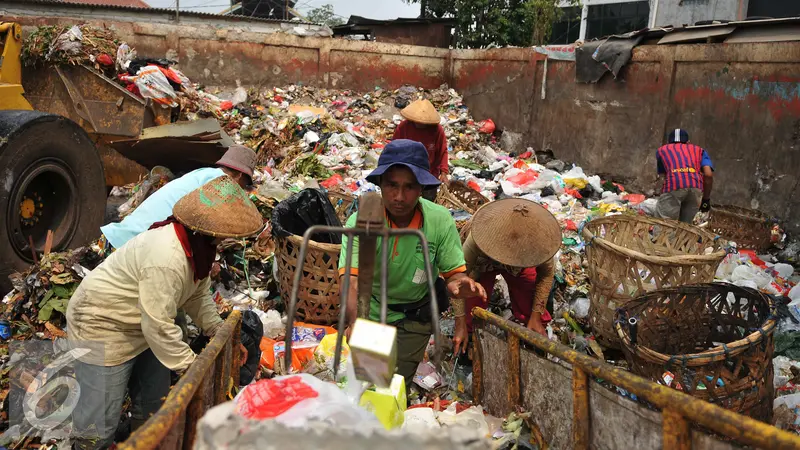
[472,307,800,450]
[118,310,242,450]
[282,222,443,378]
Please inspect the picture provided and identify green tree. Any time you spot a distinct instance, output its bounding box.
[405,0,580,48]
[306,4,346,27]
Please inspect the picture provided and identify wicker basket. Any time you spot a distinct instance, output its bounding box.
[327,190,356,224]
[435,181,489,214]
[581,215,727,348]
[615,283,776,422]
[707,205,772,252]
[274,234,341,325]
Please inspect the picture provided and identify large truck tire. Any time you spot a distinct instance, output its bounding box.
[0,111,105,292]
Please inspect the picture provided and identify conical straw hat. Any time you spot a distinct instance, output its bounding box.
[400,99,441,125]
[173,175,263,238]
[469,198,561,268]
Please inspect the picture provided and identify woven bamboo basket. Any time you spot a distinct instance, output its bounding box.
[274,234,341,326]
[581,215,727,348]
[435,181,489,215]
[707,205,773,252]
[615,283,776,422]
[327,190,356,224]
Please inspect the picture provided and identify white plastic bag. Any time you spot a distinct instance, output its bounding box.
[116,43,136,71]
[126,66,178,107]
[436,403,489,437]
[47,25,83,60]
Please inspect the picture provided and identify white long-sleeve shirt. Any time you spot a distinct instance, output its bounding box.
[67,225,223,371]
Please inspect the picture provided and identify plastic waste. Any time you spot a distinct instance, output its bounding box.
[121,65,179,107]
[47,25,83,60]
[258,180,291,202]
[774,263,794,279]
[436,403,489,437]
[116,43,135,71]
[403,408,440,431]
[571,297,590,320]
[235,374,379,427]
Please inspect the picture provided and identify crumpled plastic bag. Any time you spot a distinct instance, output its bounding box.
[120,65,178,107]
[235,374,379,428]
[436,403,489,437]
[116,42,136,71]
[47,25,83,60]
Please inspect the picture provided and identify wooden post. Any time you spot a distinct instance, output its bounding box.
[507,334,521,408]
[663,408,691,450]
[573,367,590,450]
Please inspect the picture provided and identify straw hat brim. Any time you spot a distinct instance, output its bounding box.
[173,175,264,238]
[470,198,562,268]
[400,99,441,125]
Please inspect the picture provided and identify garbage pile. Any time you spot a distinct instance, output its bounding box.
[7,25,800,437]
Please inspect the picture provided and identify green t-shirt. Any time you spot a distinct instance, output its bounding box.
[338,199,466,323]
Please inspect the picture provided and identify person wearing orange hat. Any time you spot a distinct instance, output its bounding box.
[393,99,449,201]
[460,198,562,346]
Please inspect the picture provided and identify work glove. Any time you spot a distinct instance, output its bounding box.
[700,198,711,213]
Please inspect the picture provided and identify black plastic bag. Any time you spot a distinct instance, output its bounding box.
[271,188,342,244]
[239,310,264,385]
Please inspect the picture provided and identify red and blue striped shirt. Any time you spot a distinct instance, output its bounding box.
[656,143,714,193]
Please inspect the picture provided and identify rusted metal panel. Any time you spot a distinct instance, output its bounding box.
[475,327,510,416]
[473,308,800,450]
[519,350,574,450]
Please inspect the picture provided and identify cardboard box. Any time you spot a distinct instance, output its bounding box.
[360,374,406,430]
[348,318,397,387]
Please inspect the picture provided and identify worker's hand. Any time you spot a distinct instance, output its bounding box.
[204,321,223,338]
[447,276,486,300]
[453,316,468,355]
[438,172,449,183]
[527,316,547,336]
[700,198,711,213]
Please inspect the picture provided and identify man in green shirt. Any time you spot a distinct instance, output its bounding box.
[339,139,486,385]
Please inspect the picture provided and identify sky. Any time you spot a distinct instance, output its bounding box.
[145,0,421,20]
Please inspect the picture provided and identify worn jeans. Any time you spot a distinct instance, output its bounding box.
[72,349,170,450]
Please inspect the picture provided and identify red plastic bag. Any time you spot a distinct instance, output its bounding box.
[623,194,646,205]
[220,100,233,111]
[96,53,113,66]
[467,180,481,192]
[564,188,583,199]
[320,174,343,189]
[564,220,578,231]
[518,151,533,159]
[513,160,528,169]
[236,376,319,420]
[478,119,496,134]
[506,169,538,186]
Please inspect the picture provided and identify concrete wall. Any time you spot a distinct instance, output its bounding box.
[652,0,748,27]
[6,4,800,230]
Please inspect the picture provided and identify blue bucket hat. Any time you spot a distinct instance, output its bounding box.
[366,139,441,187]
[667,128,689,144]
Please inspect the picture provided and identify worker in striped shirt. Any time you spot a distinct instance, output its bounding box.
[654,128,715,223]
